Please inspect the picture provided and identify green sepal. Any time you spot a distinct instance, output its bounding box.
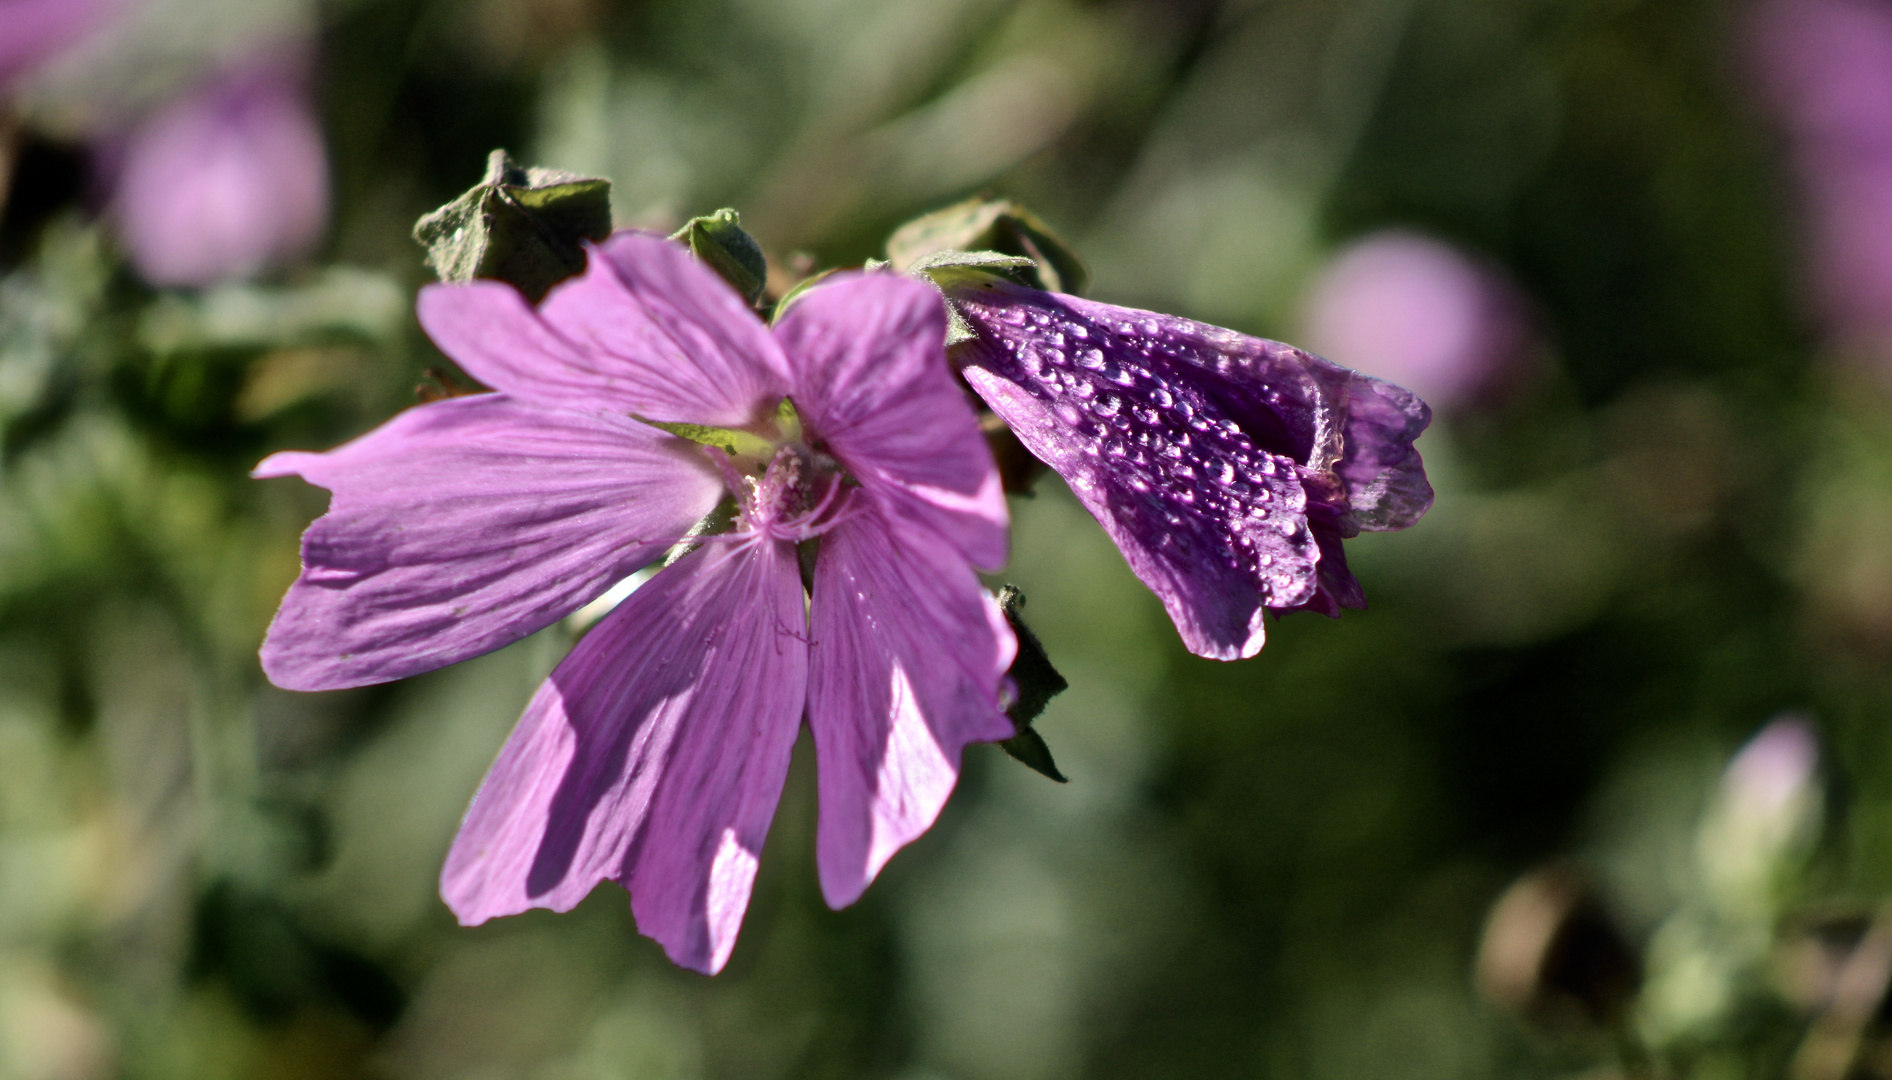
[995,585,1069,783]
[412,149,613,303]
[886,197,1088,295]
[907,259,1028,345]
[635,417,776,459]
[769,268,842,325]
[906,250,1036,276]
[670,209,768,307]
[1000,727,1066,785]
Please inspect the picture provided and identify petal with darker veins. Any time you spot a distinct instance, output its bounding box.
[416,232,791,427]
[807,500,1016,909]
[257,394,722,690]
[773,273,1007,570]
[441,538,807,975]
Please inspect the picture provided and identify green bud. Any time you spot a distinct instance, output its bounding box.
[885,197,1088,296]
[413,149,613,303]
[995,585,1069,783]
[670,209,769,307]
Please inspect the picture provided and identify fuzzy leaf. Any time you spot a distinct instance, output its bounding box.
[886,197,1088,295]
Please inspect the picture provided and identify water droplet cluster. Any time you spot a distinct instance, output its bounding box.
[958,289,1322,607]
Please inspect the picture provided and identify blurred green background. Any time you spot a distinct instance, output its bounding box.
[4,0,1891,1077]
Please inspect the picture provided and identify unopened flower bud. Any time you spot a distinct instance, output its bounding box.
[669,208,768,307]
[412,148,611,302]
[1698,715,1823,918]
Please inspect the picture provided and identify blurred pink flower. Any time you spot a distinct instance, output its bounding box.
[1749,0,1892,359]
[1299,230,1530,412]
[0,0,114,90]
[110,51,327,287]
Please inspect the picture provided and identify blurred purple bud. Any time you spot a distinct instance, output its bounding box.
[0,0,115,90]
[1724,714,1821,821]
[109,50,328,287]
[1748,0,1892,362]
[1300,231,1531,413]
[1696,714,1823,915]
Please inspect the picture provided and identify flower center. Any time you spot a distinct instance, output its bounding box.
[638,398,858,543]
[735,444,855,542]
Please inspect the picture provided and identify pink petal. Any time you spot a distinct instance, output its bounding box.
[257,395,722,691]
[441,539,808,975]
[772,273,1008,570]
[415,232,792,427]
[806,498,1017,909]
[0,0,112,87]
[962,367,1291,659]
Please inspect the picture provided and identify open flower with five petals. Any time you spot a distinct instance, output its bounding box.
[257,232,1015,974]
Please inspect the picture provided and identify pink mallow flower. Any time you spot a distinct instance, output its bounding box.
[1300,230,1530,413]
[111,52,328,287]
[0,0,113,90]
[944,276,1432,661]
[1748,0,1892,360]
[257,233,1015,974]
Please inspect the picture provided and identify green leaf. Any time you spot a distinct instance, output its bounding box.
[412,149,613,303]
[995,585,1069,783]
[886,197,1089,295]
[670,209,769,306]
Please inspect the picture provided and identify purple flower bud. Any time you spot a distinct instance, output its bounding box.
[944,274,1432,660]
[1696,714,1822,916]
[109,50,328,287]
[1299,230,1532,413]
[1722,715,1820,824]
